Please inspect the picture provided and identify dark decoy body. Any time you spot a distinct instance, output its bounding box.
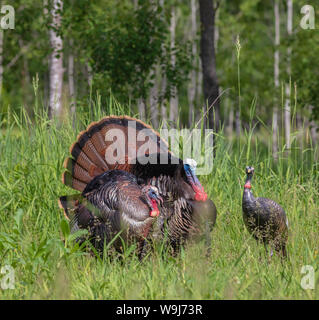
[242,166,288,257]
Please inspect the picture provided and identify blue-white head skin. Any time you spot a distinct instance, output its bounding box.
[183,158,207,202]
[142,185,163,217]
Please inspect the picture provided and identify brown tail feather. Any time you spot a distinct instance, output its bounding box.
[70,144,106,173]
[62,171,87,192]
[64,157,103,184]
[62,115,170,192]
[75,137,108,169]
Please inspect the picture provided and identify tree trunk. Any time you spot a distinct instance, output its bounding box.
[169,6,179,126]
[86,62,93,88]
[160,75,167,128]
[149,67,159,128]
[215,8,223,129]
[214,6,219,51]
[273,0,280,158]
[196,58,203,123]
[159,0,167,128]
[149,0,159,128]
[309,105,318,147]
[19,39,31,84]
[49,0,64,118]
[199,0,220,131]
[43,0,49,109]
[19,39,31,107]
[310,125,317,147]
[296,110,302,131]
[188,0,197,126]
[272,110,279,157]
[68,38,76,124]
[134,0,147,121]
[0,30,3,102]
[138,97,146,120]
[284,0,292,150]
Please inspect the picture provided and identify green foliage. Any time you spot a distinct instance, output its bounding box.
[1,0,319,124]
[0,101,318,299]
[60,0,191,107]
[217,0,275,121]
[290,2,319,120]
[1,0,50,110]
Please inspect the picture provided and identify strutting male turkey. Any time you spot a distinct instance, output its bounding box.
[242,166,288,258]
[59,170,162,259]
[58,116,217,257]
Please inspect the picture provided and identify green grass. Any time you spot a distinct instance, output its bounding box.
[0,100,319,300]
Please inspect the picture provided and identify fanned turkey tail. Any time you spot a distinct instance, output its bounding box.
[62,115,169,192]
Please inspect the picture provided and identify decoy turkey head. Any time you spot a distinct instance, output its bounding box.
[182,158,208,202]
[142,186,163,217]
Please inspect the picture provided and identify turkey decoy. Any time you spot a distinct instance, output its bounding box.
[59,170,163,258]
[59,116,217,254]
[242,166,288,258]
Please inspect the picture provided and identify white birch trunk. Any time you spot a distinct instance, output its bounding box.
[49,0,64,118]
[149,67,159,128]
[86,62,93,88]
[188,0,197,126]
[160,75,167,128]
[68,39,76,121]
[149,0,159,128]
[43,0,49,108]
[134,0,147,121]
[284,0,292,150]
[296,110,302,132]
[158,0,167,127]
[138,97,146,120]
[169,6,178,125]
[273,0,280,158]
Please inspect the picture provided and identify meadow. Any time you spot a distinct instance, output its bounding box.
[0,96,318,300]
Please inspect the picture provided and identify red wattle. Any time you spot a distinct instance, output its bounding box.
[192,184,208,202]
[195,191,208,202]
[244,183,252,189]
[150,199,160,217]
